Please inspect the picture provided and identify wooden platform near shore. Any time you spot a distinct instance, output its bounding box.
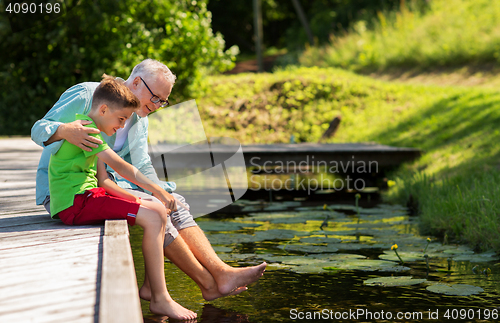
[0,138,142,323]
[150,142,421,169]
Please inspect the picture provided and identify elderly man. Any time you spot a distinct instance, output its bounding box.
[31,59,267,302]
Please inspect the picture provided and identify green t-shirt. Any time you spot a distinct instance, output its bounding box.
[48,114,110,217]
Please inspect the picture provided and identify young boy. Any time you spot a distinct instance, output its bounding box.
[48,76,197,321]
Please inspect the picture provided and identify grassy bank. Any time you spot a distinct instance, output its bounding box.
[299,0,500,72]
[198,66,500,251]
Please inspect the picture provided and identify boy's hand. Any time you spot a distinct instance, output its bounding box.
[60,120,103,151]
[153,191,177,212]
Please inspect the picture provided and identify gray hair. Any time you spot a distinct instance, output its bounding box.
[128,59,176,84]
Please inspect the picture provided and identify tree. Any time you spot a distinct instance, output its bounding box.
[0,0,238,135]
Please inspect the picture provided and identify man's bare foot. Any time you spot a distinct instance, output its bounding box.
[201,285,248,301]
[216,262,267,295]
[149,296,197,320]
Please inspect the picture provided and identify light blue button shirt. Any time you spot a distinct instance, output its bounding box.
[31,82,176,205]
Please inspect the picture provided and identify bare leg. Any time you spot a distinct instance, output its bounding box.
[140,236,247,301]
[136,201,197,320]
[130,190,259,299]
[179,226,267,295]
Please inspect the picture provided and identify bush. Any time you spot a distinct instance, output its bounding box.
[0,0,238,135]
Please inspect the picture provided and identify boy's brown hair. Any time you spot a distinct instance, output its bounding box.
[91,74,140,111]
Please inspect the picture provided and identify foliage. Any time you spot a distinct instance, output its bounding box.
[0,0,237,135]
[300,0,500,71]
[199,66,408,143]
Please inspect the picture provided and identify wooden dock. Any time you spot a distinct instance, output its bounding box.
[0,138,142,323]
[150,142,421,169]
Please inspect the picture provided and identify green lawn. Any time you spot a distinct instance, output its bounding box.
[299,0,500,72]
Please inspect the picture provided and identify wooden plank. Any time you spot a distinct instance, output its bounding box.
[0,231,102,250]
[0,267,98,300]
[0,214,52,228]
[0,226,101,240]
[0,236,101,259]
[0,209,47,217]
[0,248,100,275]
[0,188,36,197]
[99,220,143,323]
[0,285,97,321]
[150,142,422,169]
[0,138,102,323]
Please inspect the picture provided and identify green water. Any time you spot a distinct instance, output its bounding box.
[130,199,500,322]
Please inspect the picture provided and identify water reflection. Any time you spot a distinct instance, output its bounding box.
[143,304,250,323]
[130,199,500,323]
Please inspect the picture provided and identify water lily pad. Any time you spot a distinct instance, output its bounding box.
[212,246,233,253]
[241,205,264,212]
[257,255,309,264]
[198,221,261,231]
[359,187,379,193]
[376,266,412,272]
[216,253,258,262]
[311,229,397,237]
[257,253,365,265]
[328,243,388,251]
[244,211,329,224]
[294,207,318,211]
[265,263,294,271]
[345,222,394,229]
[280,201,303,207]
[443,248,474,254]
[262,204,291,211]
[329,204,358,211]
[283,244,339,254]
[232,199,262,206]
[327,259,401,272]
[254,229,310,241]
[314,189,336,194]
[206,233,260,245]
[273,218,310,224]
[265,253,407,274]
[314,253,367,261]
[364,276,426,287]
[452,253,499,262]
[282,257,333,265]
[363,210,408,217]
[289,262,341,274]
[379,251,425,262]
[299,237,342,244]
[426,284,484,296]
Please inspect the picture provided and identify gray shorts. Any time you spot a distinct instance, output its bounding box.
[42,191,197,247]
[127,190,197,247]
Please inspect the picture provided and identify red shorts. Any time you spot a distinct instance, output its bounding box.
[57,187,140,226]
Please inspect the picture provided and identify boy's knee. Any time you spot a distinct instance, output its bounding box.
[156,205,169,226]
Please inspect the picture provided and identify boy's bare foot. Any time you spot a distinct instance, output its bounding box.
[139,285,152,301]
[217,262,267,295]
[149,296,197,320]
[140,282,248,302]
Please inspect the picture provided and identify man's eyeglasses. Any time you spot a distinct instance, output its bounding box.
[140,76,169,108]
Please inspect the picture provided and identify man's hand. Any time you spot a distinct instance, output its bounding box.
[57,120,102,151]
[153,191,178,213]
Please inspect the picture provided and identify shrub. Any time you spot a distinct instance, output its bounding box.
[0,0,237,135]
